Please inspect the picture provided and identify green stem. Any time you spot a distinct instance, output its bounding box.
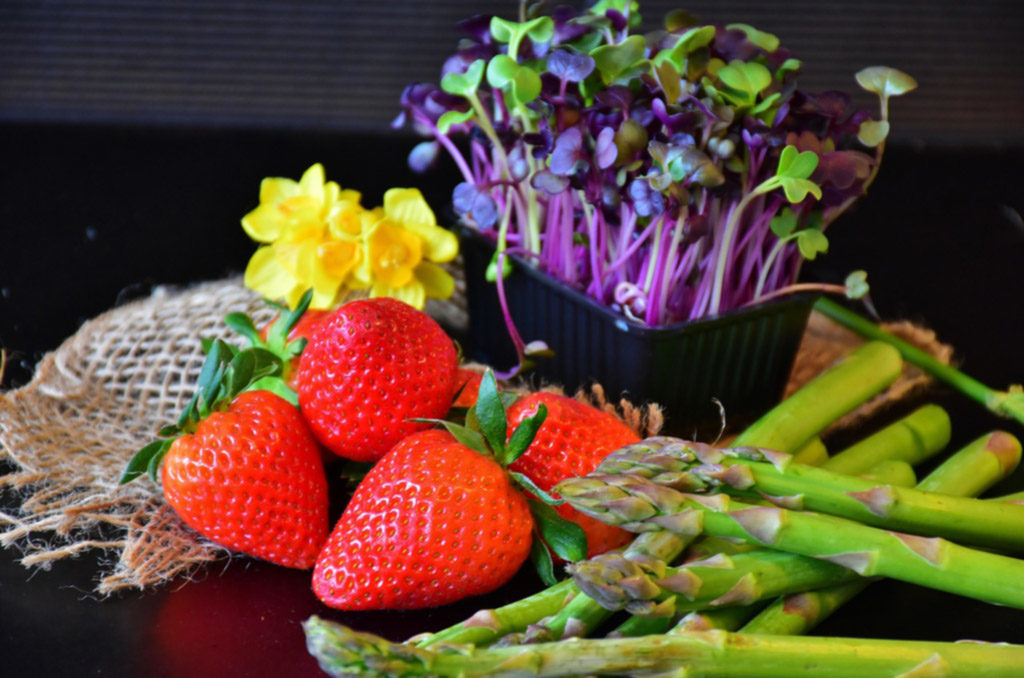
[304,617,1024,678]
[732,341,903,451]
[814,298,1024,426]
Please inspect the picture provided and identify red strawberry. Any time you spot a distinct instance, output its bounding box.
[160,390,329,568]
[297,297,459,462]
[312,428,533,610]
[452,367,483,408]
[121,340,329,569]
[506,392,639,557]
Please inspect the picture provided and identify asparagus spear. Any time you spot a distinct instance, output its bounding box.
[569,547,860,617]
[304,617,1024,678]
[731,341,902,450]
[820,403,950,474]
[593,433,1024,552]
[555,471,1024,608]
[740,430,1022,636]
[815,297,1024,426]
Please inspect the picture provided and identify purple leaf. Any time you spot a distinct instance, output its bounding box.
[408,141,440,173]
[531,170,570,195]
[595,127,617,169]
[547,49,596,83]
[550,127,586,176]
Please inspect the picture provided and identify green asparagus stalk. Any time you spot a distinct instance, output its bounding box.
[740,431,1022,636]
[304,617,1024,678]
[569,547,860,617]
[815,298,1024,426]
[731,341,902,450]
[790,437,827,466]
[595,434,1024,552]
[409,578,578,648]
[555,471,1024,608]
[820,403,950,474]
[859,459,916,487]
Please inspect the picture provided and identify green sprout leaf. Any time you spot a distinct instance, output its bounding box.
[437,109,474,135]
[490,16,554,60]
[653,25,716,71]
[725,23,780,52]
[797,228,829,260]
[770,208,798,238]
[845,270,870,299]
[855,66,918,101]
[775,57,802,80]
[486,55,543,106]
[857,119,891,147]
[774,145,823,203]
[591,35,648,86]
[440,59,485,97]
[715,60,772,107]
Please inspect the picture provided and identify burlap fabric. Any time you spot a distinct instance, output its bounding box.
[0,277,951,594]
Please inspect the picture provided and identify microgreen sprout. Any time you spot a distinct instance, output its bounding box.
[395,2,914,373]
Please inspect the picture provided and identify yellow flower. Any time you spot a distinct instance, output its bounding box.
[240,165,459,311]
[357,188,459,309]
[242,164,365,309]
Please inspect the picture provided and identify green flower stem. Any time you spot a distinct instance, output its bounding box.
[740,430,1022,636]
[555,471,1024,609]
[731,341,903,451]
[304,617,1024,678]
[814,298,1024,426]
[820,403,951,475]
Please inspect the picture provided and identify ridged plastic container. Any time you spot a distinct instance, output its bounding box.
[459,229,816,436]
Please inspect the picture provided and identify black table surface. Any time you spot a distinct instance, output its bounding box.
[1,122,1023,676]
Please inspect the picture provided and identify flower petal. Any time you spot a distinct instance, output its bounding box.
[244,246,299,301]
[241,203,287,242]
[259,177,300,205]
[372,280,425,309]
[383,188,460,262]
[415,261,456,300]
[298,163,326,204]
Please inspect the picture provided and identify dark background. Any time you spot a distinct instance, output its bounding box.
[1,1,1023,676]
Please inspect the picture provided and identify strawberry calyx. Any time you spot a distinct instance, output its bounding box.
[416,369,588,585]
[119,338,286,485]
[222,291,314,403]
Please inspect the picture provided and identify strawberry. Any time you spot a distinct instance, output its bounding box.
[451,366,483,408]
[296,297,459,462]
[506,392,639,558]
[122,340,329,569]
[312,428,533,610]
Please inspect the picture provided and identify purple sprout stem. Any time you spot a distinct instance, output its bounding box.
[642,214,668,325]
[415,111,475,185]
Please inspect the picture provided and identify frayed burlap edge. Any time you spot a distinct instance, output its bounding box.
[0,277,950,594]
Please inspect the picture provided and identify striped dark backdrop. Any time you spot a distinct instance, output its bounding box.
[2,1,1022,145]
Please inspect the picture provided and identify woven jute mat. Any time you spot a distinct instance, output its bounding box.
[0,277,951,594]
